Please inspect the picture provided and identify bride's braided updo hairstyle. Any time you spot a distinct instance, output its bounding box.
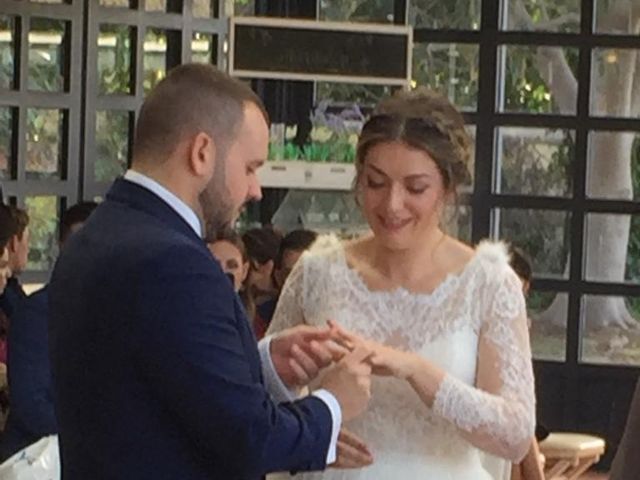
[355,88,472,201]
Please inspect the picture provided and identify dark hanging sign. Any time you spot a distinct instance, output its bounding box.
[229,17,412,86]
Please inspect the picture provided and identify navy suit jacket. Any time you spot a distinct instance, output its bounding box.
[1,287,55,460]
[49,179,332,479]
[0,277,27,319]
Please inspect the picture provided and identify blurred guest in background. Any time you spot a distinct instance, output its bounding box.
[0,202,98,461]
[0,205,17,366]
[208,230,255,320]
[242,227,282,307]
[0,205,29,320]
[254,229,318,339]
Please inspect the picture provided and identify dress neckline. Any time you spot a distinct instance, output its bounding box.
[335,241,482,303]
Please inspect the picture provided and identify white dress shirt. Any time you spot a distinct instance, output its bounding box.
[123,170,341,464]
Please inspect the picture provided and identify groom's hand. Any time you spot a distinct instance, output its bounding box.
[320,346,372,422]
[331,429,374,469]
[270,325,348,387]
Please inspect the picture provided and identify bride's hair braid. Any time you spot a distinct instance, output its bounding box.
[355,87,473,195]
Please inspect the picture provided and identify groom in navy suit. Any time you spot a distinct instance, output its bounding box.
[49,64,372,479]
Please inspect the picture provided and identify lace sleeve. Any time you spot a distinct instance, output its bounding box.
[432,267,535,462]
[266,256,307,335]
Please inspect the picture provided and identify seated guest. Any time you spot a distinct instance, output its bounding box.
[0,202,98,460]
[242,226,281,308]
[0,206,30,319]
[0,205,18,365]
[208,231,255,320]
[254,229,317,339]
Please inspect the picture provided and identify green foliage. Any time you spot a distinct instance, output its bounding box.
[503,46,578,114]
[512,0,580,32]
[0,108,11,175]
[412,43,479,111]
[408,0,481,30]
[319,0,394,23]
[0,17,14,90]
[98,26,132,95]
[25,196,58,271]
[626,140,640,283]
[95,111,130,182]
[233,0,255,16]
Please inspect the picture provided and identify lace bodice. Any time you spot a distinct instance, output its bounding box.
[267,236,535,479]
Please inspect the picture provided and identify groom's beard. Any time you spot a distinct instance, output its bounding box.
[199,173,236,242]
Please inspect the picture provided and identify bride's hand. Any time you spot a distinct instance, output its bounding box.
[367,343,419,380]
[328,321,419,380]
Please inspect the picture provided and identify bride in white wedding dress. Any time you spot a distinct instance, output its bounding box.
[266,88,535,479]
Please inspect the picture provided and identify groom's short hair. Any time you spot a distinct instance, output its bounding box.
[133,63,268,163]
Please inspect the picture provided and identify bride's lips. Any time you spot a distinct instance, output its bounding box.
[378,216,412,233]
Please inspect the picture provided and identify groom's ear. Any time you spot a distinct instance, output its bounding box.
[189,132,217,180]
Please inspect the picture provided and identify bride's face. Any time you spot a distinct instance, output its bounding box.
[359,140,447,251]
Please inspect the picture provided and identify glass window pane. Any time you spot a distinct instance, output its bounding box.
[463,124,476,192]
[581,294,640,366]
[529,291,568,361]
[587,131,638,200]
[25,195,59,272]
[502,0,580,32]
[29,18,70,92]
[496,127,574,197]
[495,208,571,279]
[595,0,635,34]
[191,32,217,65]
[319,0,394,23]
[26,108,65,180]
[193,0,219,17]
[146,0,166,11]
[232,0,255,15]
[0,108,14,180]
[315,83,393,107]
[100,0,130,6]
[144,28,180,95]
[95,110,130,183]
[443,204,472,243]
[0,16,16,90]
[98,24,133,95]
[591,48,639,118]
[585,213,639,284]
[499,45,579,115]
[145,0,182,13]
[409,0,481,30]
[413,43,479,111]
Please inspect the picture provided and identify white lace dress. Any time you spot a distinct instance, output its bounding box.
[267,237,535,480]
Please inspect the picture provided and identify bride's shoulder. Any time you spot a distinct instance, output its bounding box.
[472,240,523,289]
[474,240,511,268]
[299,233,345,268]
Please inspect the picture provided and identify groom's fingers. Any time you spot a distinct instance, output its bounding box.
[307,340,334,365]
[288,358,310,384]
[290,344,320,379]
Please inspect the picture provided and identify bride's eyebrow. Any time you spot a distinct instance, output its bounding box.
[405,173,433,181]
[367,164,389,177]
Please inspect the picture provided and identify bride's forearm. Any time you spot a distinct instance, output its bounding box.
[405,355,446,408]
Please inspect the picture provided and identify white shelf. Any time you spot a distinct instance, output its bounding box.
[258,161,356,191]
